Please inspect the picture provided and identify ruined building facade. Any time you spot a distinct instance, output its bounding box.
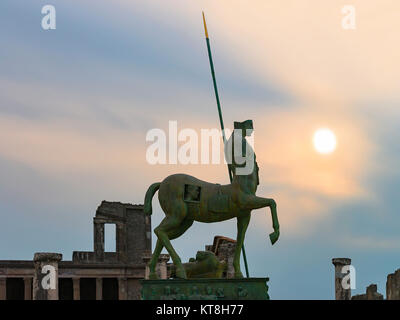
[0,201,152,300]
[0,201,238,300]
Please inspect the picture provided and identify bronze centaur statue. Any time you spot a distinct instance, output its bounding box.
[144,120,280,279]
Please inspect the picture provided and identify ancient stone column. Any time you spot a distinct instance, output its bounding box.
[386,268,400,300]
[118,278,127,300]
[24,277,32,300]
[332,258,352,300]
[142,251,152,279]
[93,220,105,261]
[157,254,170,279]
[142,251,170,279]
[96,278,102,300]
[33,252,62,300]
[72,278,80,300]
[0,278,6,300]
[116,223,127,263]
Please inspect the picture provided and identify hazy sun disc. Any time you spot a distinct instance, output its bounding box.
[313,129,337,154]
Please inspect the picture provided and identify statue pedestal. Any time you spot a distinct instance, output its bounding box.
[140,277,269,300]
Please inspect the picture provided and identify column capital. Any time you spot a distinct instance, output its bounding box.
[142,250,152,263]
[332,258,351,266]
[34,252,62,263]
[158,254,170,263]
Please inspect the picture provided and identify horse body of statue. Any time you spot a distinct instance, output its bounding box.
[144,120,280,279]
[157,174,244,223]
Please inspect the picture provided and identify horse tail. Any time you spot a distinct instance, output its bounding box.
[144,182,161,215]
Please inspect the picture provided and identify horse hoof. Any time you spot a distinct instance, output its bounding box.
[234,271,244,279]
[149,272,159,280]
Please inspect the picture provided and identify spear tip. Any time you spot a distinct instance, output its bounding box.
[202,11,209,39]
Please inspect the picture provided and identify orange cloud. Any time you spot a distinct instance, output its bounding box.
[255,108,372,198]
[0,103,374,236]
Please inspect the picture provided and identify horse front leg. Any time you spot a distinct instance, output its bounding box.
[233,214,250,278]
[238,194,280,245]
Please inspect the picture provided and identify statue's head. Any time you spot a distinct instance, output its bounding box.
[234,120,253,136]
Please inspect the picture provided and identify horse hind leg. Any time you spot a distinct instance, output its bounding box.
[148,217,193,279]
[154,205,188,279]
[169,217,194,240]
[148,239,163,279]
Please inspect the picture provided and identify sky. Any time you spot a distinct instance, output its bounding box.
[0,0,399,299]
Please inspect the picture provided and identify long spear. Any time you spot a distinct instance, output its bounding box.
[202,12,250,278]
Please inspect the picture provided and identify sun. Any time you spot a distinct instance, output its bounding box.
[313,128,337,154]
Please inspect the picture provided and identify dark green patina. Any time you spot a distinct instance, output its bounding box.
[143,121,280,280]
[140,278,270,300]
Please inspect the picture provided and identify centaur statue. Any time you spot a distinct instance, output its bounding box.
[144,120,280,279]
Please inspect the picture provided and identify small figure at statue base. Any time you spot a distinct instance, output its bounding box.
[169,251,226,279]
